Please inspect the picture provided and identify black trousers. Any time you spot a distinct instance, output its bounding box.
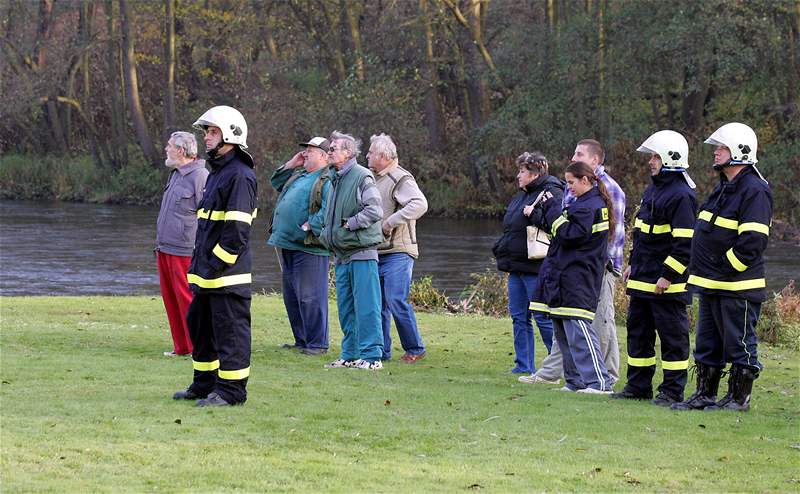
[624,297,690,399]
[186,292,252,404]
[694,293,762,372]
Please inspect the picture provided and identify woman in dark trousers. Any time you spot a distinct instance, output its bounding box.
[493,152,563,374]
[531,161,615,393]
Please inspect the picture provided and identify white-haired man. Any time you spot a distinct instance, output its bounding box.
[367,133,428,363]
[319,131,385,370]
[156,131,208,357]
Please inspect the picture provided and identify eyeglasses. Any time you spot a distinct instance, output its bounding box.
[327,147,337,153]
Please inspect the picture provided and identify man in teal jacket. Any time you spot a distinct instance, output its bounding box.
[319,131,385,370]
[268,137,332,356]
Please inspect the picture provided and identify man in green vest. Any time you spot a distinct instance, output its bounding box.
[318,131,385,370]
[268,137,332,356]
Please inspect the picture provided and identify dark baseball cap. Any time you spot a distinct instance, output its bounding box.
[299,137,330,152]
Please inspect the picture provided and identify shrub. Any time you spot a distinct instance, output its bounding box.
[759,280,800,350]
[409,276,448,312]
[451,268,508,317]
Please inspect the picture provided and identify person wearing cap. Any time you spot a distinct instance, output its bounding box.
[268,137,332,356]
[673,123,772,413]
[611,130,696,407]
[172,105,258,407]
[319,130,385,370]
[367,133,429,363]
[156,131,209,358]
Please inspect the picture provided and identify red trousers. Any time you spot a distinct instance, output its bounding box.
[157,251,193,355]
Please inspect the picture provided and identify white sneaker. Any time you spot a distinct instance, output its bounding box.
[324,358,354,368]
[351,359,383,370]
[577,387,613,395]
[163,351,177,357]
[518,374,561,385]
[555,386,575,392]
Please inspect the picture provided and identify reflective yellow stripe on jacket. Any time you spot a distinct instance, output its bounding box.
[187,273,252,289]
[687,275,765,291]
[198,208,259,225]
[212,243,239,265]
[697,210,738,230]
[626,279,687,294]
[664,256,687,274]
[634,218,672,234]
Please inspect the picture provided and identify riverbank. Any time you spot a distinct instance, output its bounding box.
[2,295,798,492]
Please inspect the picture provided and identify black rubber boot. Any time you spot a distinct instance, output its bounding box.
[610,388,652,400]
[651,392,680,407]
[173,387,208,400]
[705,365,757,412]
[671,363,723,411]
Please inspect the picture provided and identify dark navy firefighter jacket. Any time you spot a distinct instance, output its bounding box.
[188,148,258,298]
[688,166,772,303]
[531,187,610,321]
[626,171,697,304]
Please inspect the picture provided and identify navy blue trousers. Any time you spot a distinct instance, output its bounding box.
[694,294,762,372]
[280,249,329,350]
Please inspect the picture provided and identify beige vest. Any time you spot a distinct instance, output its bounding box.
[375,164,425,258]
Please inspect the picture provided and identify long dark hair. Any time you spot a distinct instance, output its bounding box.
[565,161,616,241]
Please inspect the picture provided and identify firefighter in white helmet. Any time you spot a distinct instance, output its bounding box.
[173,105,258,407]
[673,123,772,412]
[612,130,696,406]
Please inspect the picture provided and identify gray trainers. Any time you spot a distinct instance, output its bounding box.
[518,374,561,385]
[324,358,354,368]
[577,387,613,395]
[351,359,383,370]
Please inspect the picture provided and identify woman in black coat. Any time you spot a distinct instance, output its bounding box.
[493,152,564,374]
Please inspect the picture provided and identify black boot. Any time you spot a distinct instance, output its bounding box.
[705,365,757,412]
[671,363,723,411]
[610,388,652,400]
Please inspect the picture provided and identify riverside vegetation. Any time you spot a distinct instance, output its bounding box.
[1,295,798,492]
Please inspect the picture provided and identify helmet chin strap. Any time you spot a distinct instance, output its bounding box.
[712,160,733,171]
[206,140,225,159]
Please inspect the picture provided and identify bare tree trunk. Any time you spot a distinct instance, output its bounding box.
[597,0,608,141]
[419,0,447,151]
[163,0,176,141]
[119,0,159,167]
[45,97,69,153]
[33,0,54,68]
[105,0,122,168]
[345,0,365,81]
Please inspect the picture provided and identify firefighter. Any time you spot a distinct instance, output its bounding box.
[172,105,258,407]
[673,123,772,412]
[611,130,696,406]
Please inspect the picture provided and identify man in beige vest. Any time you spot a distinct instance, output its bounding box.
[367,134,429,363]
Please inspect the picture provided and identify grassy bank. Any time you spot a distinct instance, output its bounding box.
[1,296,798,492]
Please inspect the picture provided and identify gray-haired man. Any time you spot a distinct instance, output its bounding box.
[156,131,208,357]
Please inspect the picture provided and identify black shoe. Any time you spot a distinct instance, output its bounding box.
[705,365,757,412]
[651,393,679,407]
[299,347,328,356]
[671,363,723,411]
[196,392,233,407]
[610,388,652,400]
[173,388,204,400]
[280,343,302,350]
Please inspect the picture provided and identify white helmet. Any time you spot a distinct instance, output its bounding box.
[637,130,689,169]
[193,105,248,149]
[704,122,757,164]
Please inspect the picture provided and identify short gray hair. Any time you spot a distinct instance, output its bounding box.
[369,133,398,161]
[329,130,361,158]
[170,131,198,158]
[516,151,549,175]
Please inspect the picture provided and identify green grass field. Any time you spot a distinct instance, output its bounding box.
[1,296,798,492]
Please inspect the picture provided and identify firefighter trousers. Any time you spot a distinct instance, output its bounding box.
[186,292,251,404]
[694,294,762,372]
[624,297,690,400]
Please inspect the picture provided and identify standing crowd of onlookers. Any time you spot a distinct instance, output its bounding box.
[154,104,771,413]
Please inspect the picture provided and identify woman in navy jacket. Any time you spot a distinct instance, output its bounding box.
[493,152,563,374]
[531,161,615,393]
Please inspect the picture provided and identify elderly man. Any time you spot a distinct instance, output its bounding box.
[367,133,428,363]
[268,137,332,356]
[156,131,208,357]
[173,105,258,407]
[318,131,385,370]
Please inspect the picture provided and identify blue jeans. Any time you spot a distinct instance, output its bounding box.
[335,260,383,362]
[508,272,553,373]
[280,249,329,349]
[378,253,426,359]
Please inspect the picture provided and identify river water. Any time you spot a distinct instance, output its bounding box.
[1,200,798,296]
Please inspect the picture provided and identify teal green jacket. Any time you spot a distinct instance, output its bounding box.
[267,165,330,256]
[319,159,384,262]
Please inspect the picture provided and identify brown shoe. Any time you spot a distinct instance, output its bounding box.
[399,352,426,363]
